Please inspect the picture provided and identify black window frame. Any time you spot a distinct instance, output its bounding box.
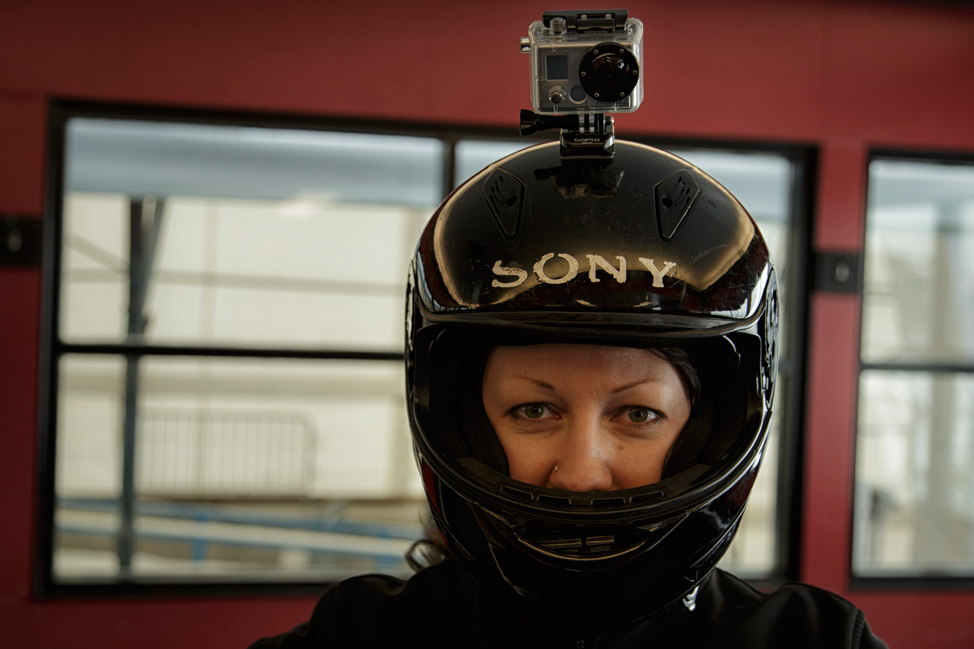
[36,101,814,597]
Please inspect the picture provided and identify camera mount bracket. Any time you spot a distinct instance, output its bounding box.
[520,109,615,160]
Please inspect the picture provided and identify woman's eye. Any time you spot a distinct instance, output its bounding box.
[520,404,548,419]
[626,407,656,423]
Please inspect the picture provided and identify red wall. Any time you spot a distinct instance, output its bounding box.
[2,1,974,646]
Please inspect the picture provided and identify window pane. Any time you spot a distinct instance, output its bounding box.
[855,156,974,580]
[60,120,441,350]
[52,117,444,587]
[861,159,974,364]
[671,149,795,578]
[854,370,974,577]
[54,354,426,583]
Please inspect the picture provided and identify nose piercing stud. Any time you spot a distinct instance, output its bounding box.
[553,466,559,472]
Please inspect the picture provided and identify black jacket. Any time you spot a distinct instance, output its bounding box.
[249,560,888,648]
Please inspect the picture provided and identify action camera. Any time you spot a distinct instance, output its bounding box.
[519,10,643,159]
[521,10,643,115]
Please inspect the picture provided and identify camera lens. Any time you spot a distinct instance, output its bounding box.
[579,42,639,102]
[591,54,629,88]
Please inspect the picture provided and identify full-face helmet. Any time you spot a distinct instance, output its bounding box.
[405,140,778,626]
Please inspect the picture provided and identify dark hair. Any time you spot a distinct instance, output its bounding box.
[406,512,449,571]
[648,347,700,407]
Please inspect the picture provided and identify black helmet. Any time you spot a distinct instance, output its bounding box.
[406,140,778,626]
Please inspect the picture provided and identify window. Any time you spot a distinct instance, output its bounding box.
[666,146,806,578]
[41,106,807,592]
[48,113,442,589]
[855,154,974,579]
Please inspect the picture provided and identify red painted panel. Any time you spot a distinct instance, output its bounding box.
[0,96,46,213]
[2,1,972,145]
[0,96,46,602]
[0,269,41,599]
[0,1,829,139]
[826,2,974,149]
[801,293,860,592]
[856,591,974,648]
[815,142,867,251]
[0,0,528,125]
[628,1,828,140]
[3,597,318,649]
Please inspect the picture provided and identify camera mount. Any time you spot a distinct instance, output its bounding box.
[519,109,616,160]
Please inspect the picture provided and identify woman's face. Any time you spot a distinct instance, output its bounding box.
[481,344,691,492]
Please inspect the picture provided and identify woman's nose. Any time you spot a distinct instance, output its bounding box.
[547,418,613,492]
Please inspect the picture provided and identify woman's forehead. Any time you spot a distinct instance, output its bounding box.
[485,344,674,375]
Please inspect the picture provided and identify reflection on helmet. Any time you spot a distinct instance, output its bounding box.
[406,140,778,627]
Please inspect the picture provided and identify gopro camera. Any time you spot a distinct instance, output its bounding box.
[521,10,643,115]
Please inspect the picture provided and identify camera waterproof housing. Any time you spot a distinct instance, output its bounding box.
[519,10,643,160]
[521,10,643,114]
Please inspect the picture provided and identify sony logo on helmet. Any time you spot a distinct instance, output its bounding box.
[491,254,677,288]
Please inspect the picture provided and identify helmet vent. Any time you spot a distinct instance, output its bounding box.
[537,494,573,506]
[521,533,644,561]
[535,535,616,555]
[500,484,533,500]
[482,168,525,240]
[590,496,627,506]
[654,170,699,240]
[630,489,666,504]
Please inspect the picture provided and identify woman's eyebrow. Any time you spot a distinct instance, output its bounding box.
[610,378,663,394]
[507,375,555,392]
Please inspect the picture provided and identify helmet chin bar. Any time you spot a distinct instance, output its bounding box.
[446,454,743,567]
[508,512,687,563]
[432,463,759,628]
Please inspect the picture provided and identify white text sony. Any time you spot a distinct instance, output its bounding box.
[491,254,677,289]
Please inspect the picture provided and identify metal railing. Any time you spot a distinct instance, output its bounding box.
[136,409,316,497]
